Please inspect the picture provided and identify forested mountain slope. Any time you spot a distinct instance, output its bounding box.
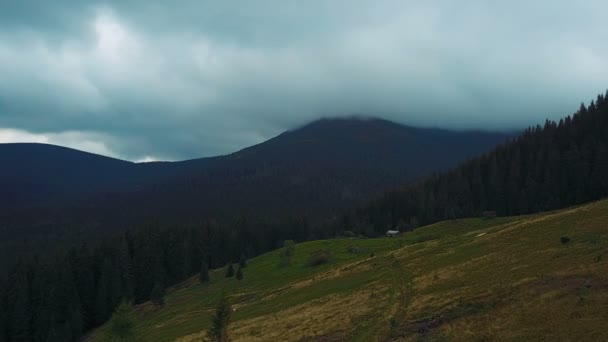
[345,94,608,234]
[0,118,508,267]
[88,200,608,341]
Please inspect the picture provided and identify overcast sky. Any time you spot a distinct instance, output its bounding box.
[1,1,607,161]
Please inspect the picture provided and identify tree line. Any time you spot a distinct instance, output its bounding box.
[344,92,608,234]
[0,217,320,342]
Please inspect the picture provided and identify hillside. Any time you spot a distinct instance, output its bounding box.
[90,199,608,341]
[0,118,508,215]
[348,95,608,235]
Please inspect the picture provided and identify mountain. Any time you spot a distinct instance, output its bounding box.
[0,117,508,269]
[345,95,608,235]
[0,118,509,216]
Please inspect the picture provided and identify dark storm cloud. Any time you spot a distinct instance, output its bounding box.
[1,1,607,160]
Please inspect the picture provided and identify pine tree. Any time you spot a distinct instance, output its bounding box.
[200,261,210,284]
[236,266,243,281]
[95,258,112,325]
[150,283,165,306]
[209,296,231,342]
[9,266,31,341]
[106,301,135,342]
[239,254,247,269]
[225,263,234,278]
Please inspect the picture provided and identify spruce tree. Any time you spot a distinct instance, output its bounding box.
[200,261,210,284]
[225,263,234,278]
[239,254,247,269]
[106,301,135,342]
[95,258,112,325]
[236,266,243,281]
[150,283,165,306]
[209,296,231,342]
[10,267,31,341]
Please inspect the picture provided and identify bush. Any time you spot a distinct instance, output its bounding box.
[342,230,356,237]
[415,234,440,244]
[308,250,331,266]
[560,236,571,244]
[346,245,369,254]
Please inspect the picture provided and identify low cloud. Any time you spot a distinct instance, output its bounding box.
[1,1,607,160]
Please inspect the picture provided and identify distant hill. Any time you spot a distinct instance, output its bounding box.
[0,117,508,267]
[0,118,509,221]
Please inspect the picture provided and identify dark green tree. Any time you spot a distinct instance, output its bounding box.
[235,266,243,281]
[106,301,136,341]
[200,260,210,284]
[209,296,231,342]
[225,263,234,278]
[95,258,112,325]
[9,266,31,341]
[150,283,165,306]
[239,253,247,269]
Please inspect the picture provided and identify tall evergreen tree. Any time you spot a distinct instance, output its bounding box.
[95,258,112,325]
[9,266,31,341]
[106,301,136,342]
[239,253,247,269]
[209,296,231,342]
[236,266,243,281]
[225,263,234,278]
[200,261,210,284]
[150,283,165,306]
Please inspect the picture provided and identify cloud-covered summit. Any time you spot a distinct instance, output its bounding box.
[1,1,607,160]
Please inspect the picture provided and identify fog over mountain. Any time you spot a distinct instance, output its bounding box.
[1,1,607,160]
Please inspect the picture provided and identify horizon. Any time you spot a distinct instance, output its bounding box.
[0,116,517,162]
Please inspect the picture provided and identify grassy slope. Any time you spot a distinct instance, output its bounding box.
[91,201,608,341]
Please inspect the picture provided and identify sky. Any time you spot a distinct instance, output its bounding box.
[1,1,607,161]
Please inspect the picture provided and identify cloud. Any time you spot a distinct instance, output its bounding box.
[1,1,608,160]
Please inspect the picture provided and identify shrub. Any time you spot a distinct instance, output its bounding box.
[346,245,369,254]
[342,230,356,237]
[308,250,331,266]
[415,234,440,243]
[560,236,571,244]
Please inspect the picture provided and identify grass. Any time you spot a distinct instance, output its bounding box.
[90,200,608,341]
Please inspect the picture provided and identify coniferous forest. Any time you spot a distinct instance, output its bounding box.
[1,92,608,341]
[347,93,608,234]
